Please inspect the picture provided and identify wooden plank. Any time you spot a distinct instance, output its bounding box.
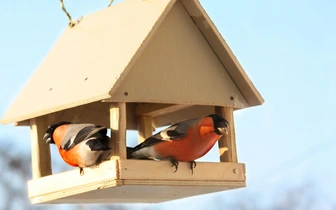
[43,101,139,130]
[29,159,245,204]
[180,0,264,107]
[41,181,245,204]
[135,103,193,117]
[28,159,119,204]
[123,179,245,187]
[125,102,138,130]
[119,160,245,181]
[46,102,110,128]
[29,117,52,179]
[152,105,215,128]
[215,106,238,162]
[109,103,127,159]
[137,115,153,143]
[14,120,30,126]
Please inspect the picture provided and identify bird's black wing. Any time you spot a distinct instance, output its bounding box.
[61,124,108,151]
[132,118,199,151]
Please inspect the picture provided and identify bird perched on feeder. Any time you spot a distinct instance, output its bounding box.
[127,114,229,174]
[43,122,112,175]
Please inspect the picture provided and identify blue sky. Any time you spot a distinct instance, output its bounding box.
[1,0,336,209]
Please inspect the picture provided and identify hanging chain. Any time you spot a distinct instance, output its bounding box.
[108,0,114,7]
[59,0,75,27]
[59,0,115,28]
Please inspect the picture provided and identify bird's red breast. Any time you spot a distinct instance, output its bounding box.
[58,148,81,167]
[52,124,68,147]
[152,116,222,162]
[52,124,81,167]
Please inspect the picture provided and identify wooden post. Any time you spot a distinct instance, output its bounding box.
[30,117,52,179]
[110,103,127,159]
[137,115,153,143]
[215,106,238,163]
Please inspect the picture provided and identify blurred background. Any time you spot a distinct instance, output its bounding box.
[1,0,336,209]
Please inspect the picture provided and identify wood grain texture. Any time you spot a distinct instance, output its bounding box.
[215,106,238,162]
[110,103,127,159]
[30,117,52,179]
[137,115,153,143]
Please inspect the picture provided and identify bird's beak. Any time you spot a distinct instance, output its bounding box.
[43,133,52,144]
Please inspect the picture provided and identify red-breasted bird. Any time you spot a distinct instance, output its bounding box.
[127,114,229,174]
[43,122,112,175]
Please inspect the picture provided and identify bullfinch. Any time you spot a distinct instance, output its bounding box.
[44,122,112,175]
[127,114,229,174]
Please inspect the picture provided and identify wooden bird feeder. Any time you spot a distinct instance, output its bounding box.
[1,0,264,204]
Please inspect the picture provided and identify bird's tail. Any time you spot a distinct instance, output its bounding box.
[86,136,111,151]
[126,147,135,159]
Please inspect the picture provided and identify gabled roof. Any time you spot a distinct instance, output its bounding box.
[1,0,263,125]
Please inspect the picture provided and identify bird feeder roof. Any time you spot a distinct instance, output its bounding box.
[1,0,263,125]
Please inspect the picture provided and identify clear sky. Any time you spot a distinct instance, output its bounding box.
[1,0,336,209]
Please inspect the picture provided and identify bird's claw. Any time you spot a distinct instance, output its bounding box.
[169,157,179,173]
[189,161,196,175]
[79,167,84,176]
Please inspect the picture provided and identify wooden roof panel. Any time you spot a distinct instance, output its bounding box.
[1,0,263,125]
[1,0,174,124]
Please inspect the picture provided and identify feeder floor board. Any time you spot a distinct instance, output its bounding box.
[28,159,246,204]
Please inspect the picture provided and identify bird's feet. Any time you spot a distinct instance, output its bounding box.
[189,161,196,175]
[79,167,84,176]
[169,157,179,173]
